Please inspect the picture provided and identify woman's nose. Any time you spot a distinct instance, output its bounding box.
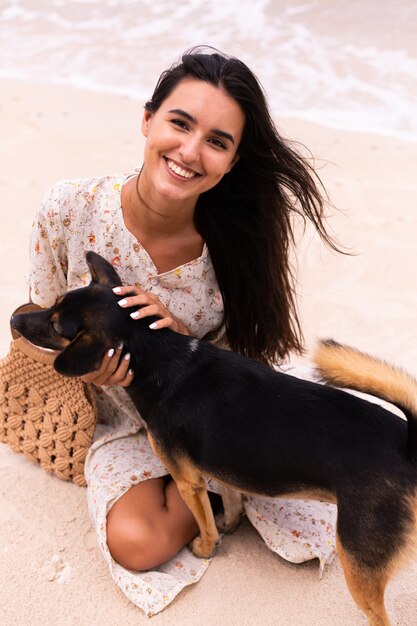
[179,135,201,164]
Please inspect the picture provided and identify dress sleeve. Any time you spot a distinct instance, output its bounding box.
[28,182,68,307]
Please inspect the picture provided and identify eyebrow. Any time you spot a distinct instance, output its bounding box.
[168,108,235,144]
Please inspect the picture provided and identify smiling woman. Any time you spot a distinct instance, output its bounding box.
[28,47,340,616]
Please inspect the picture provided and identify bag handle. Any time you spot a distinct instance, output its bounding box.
[10,302,59,366]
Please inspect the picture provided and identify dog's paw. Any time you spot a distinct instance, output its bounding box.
[191,536,218,559]
[215,511,242,535]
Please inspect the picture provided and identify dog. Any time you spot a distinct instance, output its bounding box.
[11,251,417,626]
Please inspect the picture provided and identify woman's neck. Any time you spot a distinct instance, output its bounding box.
[122,173,197,239]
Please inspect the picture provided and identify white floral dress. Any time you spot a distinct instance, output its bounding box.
[29,174,337,617]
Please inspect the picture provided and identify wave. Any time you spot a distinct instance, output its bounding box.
[1,0,416,141]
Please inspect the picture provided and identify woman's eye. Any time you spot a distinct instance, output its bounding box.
[209,138,227,150]
[171,119,189,130]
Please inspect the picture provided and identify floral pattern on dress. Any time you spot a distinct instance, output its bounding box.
[29,174,224,340]
[244,496,337,577]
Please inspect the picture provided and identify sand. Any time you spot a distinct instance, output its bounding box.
[0,78,416,625]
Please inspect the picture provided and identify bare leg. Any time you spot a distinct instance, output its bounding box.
[106,476,198,571]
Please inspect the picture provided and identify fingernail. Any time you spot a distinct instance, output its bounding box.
[117,341,123,350]
[113,287,122,293]
[149,322,158,329]
[130,311,140,319]
[108,348,115,357]
[118,299,128,307]
[124,353,131,361]
[128,369,134,376]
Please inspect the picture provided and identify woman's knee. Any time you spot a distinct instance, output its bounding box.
[106,479,185,571]
[106,508,168,571]
[105,478,199,571]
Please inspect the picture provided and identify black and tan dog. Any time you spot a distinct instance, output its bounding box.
[11,251,417,626]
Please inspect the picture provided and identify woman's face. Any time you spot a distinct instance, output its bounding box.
[140,78,245,209]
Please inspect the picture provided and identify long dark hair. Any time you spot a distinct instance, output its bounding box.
[145,47,339,364]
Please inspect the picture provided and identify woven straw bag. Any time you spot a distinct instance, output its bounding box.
[0,304,96,486]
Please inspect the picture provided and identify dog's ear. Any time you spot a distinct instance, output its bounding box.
[54,332,106,377]
[86,251,122,287]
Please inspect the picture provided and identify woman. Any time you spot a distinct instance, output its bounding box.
[29,48,338,615]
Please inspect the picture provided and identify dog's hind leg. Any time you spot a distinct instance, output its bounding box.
[336,535,391,626]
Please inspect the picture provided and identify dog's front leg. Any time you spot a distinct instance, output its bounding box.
[147,433,219,558]
[174,476,220,559]
[215,484,243,534]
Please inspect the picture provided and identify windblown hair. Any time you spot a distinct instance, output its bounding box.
[145,47,338,365]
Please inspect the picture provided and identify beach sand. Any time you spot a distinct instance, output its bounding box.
[1,78,417,625]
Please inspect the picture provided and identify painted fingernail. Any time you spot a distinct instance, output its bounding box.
[113,287,122,293]
[117,341,123,350]
[149,322,158,329]
[118,299,128,307]
[130,311,140,319]
[108,348,115,357]
[124,353,131,361]
[128,369,134,376]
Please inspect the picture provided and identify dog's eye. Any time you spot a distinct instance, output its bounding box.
[50,318,61,334]
[52,310,82,340]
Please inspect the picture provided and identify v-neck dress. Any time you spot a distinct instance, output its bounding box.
[28,174,338,617]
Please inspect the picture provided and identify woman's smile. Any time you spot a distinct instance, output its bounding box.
[163,156,201,180]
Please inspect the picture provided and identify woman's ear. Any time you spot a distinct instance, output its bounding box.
[141,110,153,138]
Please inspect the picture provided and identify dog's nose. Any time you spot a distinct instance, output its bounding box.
[10,314,19,330]
[10,314,23,340]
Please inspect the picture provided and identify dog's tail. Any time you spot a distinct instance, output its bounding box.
[314,339,417,462]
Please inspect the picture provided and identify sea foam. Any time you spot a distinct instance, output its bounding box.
[1,0,416,141]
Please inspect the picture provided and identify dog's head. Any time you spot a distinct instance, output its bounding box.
[11,251,134,377]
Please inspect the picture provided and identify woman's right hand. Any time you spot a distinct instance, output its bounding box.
[81,342,134,387]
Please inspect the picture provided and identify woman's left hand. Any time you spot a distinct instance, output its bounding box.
[113,285,191,336]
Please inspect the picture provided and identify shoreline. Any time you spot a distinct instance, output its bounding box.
[3,73,417,144]
[1,77,417,625]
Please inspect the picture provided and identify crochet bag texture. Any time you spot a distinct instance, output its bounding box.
[0,307,96,486]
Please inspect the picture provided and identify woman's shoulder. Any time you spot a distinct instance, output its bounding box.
[35,173,129,237]
[45,173,127,200]
[38,174,129,224]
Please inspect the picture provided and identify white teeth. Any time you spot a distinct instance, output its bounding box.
[166,159,196,179]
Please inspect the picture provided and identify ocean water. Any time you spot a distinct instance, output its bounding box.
[1,0,417,141]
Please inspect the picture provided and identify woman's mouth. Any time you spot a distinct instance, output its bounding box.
[164,158,200,180]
